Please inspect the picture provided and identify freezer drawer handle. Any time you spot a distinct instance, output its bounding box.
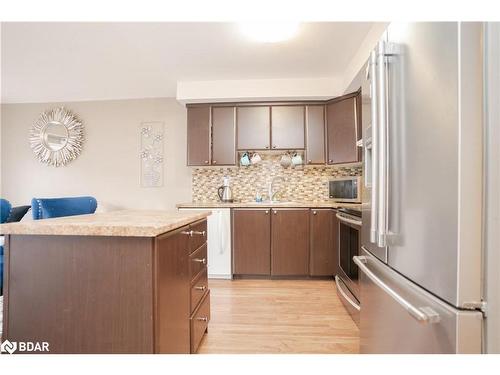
[335,275,360,311]
[353,256,441,324]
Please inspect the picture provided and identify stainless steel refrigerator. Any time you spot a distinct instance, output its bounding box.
[357,22,485,353]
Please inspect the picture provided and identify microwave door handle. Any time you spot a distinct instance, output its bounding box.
[369,50,379,244]
[377,41,389,248]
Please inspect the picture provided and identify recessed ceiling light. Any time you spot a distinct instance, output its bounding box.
[239,22,300,43]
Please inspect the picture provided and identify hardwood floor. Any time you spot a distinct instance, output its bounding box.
[197,279,359,354]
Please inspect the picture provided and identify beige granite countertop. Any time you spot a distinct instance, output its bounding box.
[176,201,361,209]
[0,210,211,237]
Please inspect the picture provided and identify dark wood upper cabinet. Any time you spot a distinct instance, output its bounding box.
[271,106,305,149]
[326,91,361,165]
[305,105,326,164]
[309,209,335,276]
[237,106,271,150]
[232,209,271,275]
[271,209,310,276]
[212,106,236,165]
[187,106,211,166]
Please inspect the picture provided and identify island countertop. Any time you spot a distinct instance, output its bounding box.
[0,209,211,237]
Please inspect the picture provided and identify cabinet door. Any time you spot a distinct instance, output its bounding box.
[305,105,326,164]
[310,209,335,276]
[326,93,360,164]
[237,106,271,150]
[271,209,310,276]
[155,227,191,353]
[187,106,211,166]
[271,105,305,149]
[233,209,271,275]
[212,106,236,165]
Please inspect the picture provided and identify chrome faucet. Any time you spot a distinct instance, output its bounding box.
[268,176,285,202]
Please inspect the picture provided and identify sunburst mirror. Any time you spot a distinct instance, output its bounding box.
[30,107,84,167]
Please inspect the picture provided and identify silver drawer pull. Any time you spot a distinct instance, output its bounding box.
[181,230,193,236]
[192,230,206,236]
[193,258,207,265]
[196,317,208,322]
[353,256,440,324]
[194,285,207,291]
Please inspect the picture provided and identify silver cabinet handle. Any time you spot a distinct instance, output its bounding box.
[213,160,217,164]
[194,285,207,291]
[328,159,333,163]
[376,40,388,248]
[265,210,269,214]
[192,230,206,236]
[335,275,360,311]
[196,317,208,322]
[353,255,440,324]
[181,230,193,236]
[265,146,269,149]
[369,49,379,244]
[308,159,312,163]
[273,210,277,215]
[336,213,362,227]
[193,258,207,265]
[312,210,317,215]
[204,160,209,164]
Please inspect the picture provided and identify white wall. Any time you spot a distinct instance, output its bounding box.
[0,98,192,209]
[342,23,389,92]
[176,77,343,104]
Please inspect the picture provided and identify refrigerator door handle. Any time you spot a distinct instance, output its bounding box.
[353,255,441,324]
[376,41,389,248]
[369,50,379,244]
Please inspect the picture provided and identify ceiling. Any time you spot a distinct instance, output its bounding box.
[1,22,375,103]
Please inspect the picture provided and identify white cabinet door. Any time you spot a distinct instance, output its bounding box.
[179,208,232,279]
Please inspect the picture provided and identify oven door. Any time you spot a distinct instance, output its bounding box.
[336,212,362,298]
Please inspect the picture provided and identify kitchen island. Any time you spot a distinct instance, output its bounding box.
[0,210,211,354]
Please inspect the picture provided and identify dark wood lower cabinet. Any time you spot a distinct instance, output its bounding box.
[309,209,336,276]
[232,209,271,275]
[271,209,310,276]
[3,219,210,354]
[232,208,340,278]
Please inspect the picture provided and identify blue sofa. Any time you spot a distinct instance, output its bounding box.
[31,196,97,220]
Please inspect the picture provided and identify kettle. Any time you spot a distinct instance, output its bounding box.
[217,176,233,203]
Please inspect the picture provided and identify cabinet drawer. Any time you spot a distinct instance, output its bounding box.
[189,243,207,281]
[189,220,207,253]
[190,290,210,354]
[191,268,209,314]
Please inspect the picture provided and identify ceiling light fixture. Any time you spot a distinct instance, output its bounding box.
[239,22,300,43]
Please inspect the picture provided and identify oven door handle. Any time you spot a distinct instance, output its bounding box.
[335,275,360,311]
[336,213,362,227]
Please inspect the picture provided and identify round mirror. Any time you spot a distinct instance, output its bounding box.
[30,107,84,167]
[42,121,69,151]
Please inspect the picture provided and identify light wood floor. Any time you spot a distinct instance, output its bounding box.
[197,279,359,354]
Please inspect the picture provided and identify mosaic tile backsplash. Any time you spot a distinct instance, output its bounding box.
[192,154,363,203]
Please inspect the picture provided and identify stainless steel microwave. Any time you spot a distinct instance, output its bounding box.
[329,177,361,202]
